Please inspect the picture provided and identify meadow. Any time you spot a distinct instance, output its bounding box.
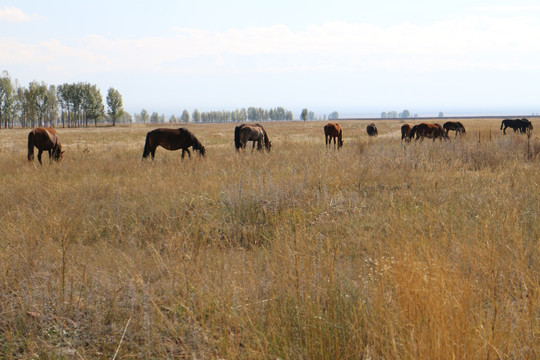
[0,119,538,359]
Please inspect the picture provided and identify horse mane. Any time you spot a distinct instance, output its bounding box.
[409,125,418,139]
[179,127,205,154]
[254,123,270,148]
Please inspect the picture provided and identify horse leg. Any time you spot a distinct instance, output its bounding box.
[37,150,44,165]
[186,149,191,158]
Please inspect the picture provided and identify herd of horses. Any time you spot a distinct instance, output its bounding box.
[26,118,533,163]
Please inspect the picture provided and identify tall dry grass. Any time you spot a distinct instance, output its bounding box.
[0,119,538,359]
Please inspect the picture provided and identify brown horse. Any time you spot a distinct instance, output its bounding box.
[324,122,343,149]
[234,123,271,152]
[27,127,64,164]
[408,123,446,141]
[366,123,378,136]
[401,124,411,143]
[443,121,466,136]
[142,128,205,160]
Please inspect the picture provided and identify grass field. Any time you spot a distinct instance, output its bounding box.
[0,119,538,359]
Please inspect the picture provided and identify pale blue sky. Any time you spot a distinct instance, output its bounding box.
[1,0,539,117]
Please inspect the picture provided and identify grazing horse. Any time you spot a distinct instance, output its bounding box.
[234,123,271,152]
[323,122,344,149]
[401,124,412,143]
[366,123,378,137]
[408,123,446,141]
[500,118,533,135]
[27,127,64,165]
[443,121,466,137]
[142,128,205,160]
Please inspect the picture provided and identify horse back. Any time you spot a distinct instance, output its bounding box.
[324,123,341,137]
[30,127,60,150]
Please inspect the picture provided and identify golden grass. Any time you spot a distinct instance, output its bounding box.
[0,119,538,359]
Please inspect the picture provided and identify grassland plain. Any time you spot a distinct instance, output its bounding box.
[0,119,538,359]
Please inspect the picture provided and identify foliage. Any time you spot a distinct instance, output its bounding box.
[106,87,124,126]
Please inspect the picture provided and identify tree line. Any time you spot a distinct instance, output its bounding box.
[133,107,295,124]
[0,71,125,128]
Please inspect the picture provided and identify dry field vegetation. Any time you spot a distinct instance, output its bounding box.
[0,118,538,359]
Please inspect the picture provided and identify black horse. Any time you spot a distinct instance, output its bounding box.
[366,123,378,137]
[500,118,533,135]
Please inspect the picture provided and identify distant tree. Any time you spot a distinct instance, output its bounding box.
[308,111,315,120]
[140,109,149,123]
[438,112,444,118]
[169,114,177,123]
[83,83,104,127]
[181,109,190,123]
[401,109,410,118]
[381,112,387,119]
[328,111,339,120]
[106,87,124,126]
[192,109,201,123]
[301,108,308,122]
[150,112,159,123]
[0,71,15,128]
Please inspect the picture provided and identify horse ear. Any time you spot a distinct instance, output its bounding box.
[61,151,65,154]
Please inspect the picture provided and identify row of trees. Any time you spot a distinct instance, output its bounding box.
[0,71,125,128]
[133,107,296,124]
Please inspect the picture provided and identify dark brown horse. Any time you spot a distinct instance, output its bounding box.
[27,127,64,164]
[500,118,533,135]
[324,122,343,149]
[234,123,271,152]
[401,124,411,143]
[408,123,446,141]
[142,128,205,160]
[366,123,378,136]
[443,121,466,136]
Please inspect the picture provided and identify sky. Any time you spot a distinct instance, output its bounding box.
[1,0,540,118]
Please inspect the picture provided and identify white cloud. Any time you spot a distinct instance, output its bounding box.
[2,14,540,77]
[0,6,41,23]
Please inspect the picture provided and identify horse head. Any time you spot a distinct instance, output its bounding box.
[53,145,64,162]
[198,145,206,157]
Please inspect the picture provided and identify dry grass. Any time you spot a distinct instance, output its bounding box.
[0,119,538,359]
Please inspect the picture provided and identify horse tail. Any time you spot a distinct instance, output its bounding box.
[142,133,151,159]
[27,130,35,161]
[234,125,242,150]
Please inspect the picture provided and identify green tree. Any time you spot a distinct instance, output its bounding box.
[401,109,410,118]
[82,83,104,126]
[181,109,190,123]
[106,87,124,126]
[301,108,308,122]
[328,111,339,120]
[150,112,159,123]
